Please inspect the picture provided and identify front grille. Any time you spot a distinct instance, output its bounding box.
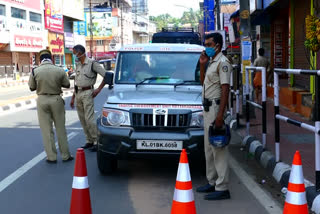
[132,113,189,128]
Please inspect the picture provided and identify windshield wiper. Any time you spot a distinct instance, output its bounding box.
[135,76,170,88]
[174,80,200,89]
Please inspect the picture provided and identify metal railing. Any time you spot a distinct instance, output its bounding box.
[273,68,320,191]
[245,66,267,148]
[228,64,241,128]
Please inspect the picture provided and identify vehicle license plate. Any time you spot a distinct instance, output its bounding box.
[136,140,183,150]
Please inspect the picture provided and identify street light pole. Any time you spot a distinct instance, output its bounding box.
[89,0,93,58]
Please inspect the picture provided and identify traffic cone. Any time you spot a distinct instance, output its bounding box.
[171,149,196,214]
[70,148,92,214]
[283,151,308,214]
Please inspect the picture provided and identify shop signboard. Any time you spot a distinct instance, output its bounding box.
[74,21,86,35]
[84,8,113,40]
[2,0,41,11]
[48,32,64,55]
[64,32,74,48]
[10,33,44,52]
[45,0,64,33]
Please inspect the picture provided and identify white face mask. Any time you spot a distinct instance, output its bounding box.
[41,58,52,64]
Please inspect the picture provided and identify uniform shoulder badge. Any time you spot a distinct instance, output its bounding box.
[222,65,228,72]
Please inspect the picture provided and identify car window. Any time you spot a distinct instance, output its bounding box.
[115,52,201,84]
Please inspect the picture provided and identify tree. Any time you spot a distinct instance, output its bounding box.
[150,10,203,31]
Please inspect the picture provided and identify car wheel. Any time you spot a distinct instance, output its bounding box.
[97,148,117,175]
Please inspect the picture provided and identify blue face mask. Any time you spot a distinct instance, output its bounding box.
[205,47,216,57]
[73,52,84,62]
[73,54,79,62]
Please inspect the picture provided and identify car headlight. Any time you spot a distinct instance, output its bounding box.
[101,108,130,127]
[190,111,204,127]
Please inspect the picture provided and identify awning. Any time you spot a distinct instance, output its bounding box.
[251,0,289,25]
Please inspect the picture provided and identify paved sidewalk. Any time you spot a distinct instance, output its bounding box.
[236,97,316,183]
[0,75,29,87]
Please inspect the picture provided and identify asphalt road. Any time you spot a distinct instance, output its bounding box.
[0,84,36,104]
[0,86,276,214]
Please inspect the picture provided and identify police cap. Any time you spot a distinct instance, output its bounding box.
[39,49,51,57]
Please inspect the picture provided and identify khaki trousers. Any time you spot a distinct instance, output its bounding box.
[75,89,97,145]
[37,95,71,161]
[203,101,229,191]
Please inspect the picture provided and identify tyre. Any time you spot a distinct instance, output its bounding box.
[97,148,117,175]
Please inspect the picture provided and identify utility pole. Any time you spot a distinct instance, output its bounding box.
[239,0,253,117]
[89,0,93,58]
[216,0,221,30]
[120,3,124,46]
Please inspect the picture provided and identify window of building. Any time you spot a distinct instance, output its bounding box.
[11,7,26,19]
[96,40,104,46]
[30,12,41,23]
[55,56,61,65]
[0,5,5,16]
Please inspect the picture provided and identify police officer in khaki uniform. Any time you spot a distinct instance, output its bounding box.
[70,45,107,152]
[196,33,232,200]
[28,49,73,163]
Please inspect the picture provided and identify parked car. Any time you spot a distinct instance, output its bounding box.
[96,43,205,174]
[99,58,116,71]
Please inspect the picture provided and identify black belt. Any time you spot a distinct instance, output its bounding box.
[40,93,60,96]
[75,85,93,93]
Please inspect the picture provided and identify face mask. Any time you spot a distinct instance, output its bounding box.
[73,54,79,62]
[205,47,216,57]
[73,53,84,62]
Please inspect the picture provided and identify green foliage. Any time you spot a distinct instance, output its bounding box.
[149,9,203,31]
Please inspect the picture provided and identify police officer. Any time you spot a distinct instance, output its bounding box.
[196,33,232,200]
[70,44,107,152]
[28,49,73,163]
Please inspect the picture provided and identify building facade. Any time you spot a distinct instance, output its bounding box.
[0,0,46,78]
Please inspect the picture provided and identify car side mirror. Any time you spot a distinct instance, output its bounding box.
[104,71,114,87]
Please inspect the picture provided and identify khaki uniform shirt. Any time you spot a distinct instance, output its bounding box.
[203,52,232,100]
[75,57,106,87]
[28,61,70,95]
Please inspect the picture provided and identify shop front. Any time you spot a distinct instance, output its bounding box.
[9,32,45,77]
[87,51,117,60]
[48,31,64,66]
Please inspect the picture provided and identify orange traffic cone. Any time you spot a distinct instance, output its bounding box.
[171,149,196,214]
[70,148,92,214]
[283,151,308,214]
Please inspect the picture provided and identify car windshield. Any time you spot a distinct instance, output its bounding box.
[115,52,201,85]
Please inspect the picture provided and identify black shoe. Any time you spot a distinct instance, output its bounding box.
[196,184,215,193]
[62,156,74,162]
[89,145,97,152]
[204,190,230,200]
[81,143,94,149]
[46,159,57,164]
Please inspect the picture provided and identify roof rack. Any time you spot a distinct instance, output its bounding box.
[160,27,195,33]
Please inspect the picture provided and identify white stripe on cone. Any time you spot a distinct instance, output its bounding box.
[173,189,194,203]
[285,191,307,205]
[177,163,191,182]
[72,176,89,189]
[289,165,304,184]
